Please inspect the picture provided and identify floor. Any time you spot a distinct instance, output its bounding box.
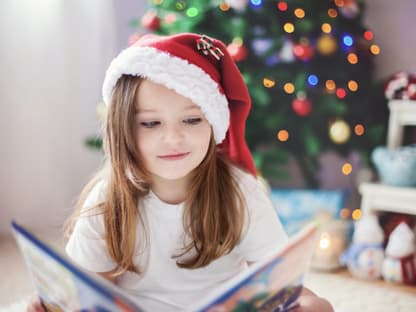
[1,231,416,311]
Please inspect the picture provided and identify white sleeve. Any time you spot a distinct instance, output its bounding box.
[65,181,117,273]
[234,172,289,262]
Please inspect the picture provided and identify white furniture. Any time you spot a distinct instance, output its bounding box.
[359,100,416,215]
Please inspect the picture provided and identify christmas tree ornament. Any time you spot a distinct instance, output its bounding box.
[225,0,249,11]
[227,42,248,62]
[141,10,161,31]
[279,39,295,63]
[316,34,337,56]
[382,223,416,285]
[292,93,312,116]
[339,0,360,19]
[293,42,314,61]
[329,120,351,144]
[340,215,384,280]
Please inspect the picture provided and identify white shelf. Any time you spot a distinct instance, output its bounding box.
[359,100,416,216]
[359,182,416,215]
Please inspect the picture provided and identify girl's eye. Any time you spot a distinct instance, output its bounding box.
[140,121,160,128]
[184,118,202,125]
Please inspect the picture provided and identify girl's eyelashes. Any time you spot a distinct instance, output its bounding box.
[138,117,203,128]
[140,121,160,128]
[183,117,202,125]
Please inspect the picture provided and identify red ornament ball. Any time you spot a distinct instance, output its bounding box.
[292,97,312,116]
[141,11,161,31]
[227,43,248,62]
[293,43,314,61]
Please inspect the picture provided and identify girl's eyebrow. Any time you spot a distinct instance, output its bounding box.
[136,104,200,114]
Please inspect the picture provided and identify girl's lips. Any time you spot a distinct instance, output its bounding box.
[158,152,190,161]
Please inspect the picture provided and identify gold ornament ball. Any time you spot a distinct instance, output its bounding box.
[317,35,337,55]
[329,120,351,144]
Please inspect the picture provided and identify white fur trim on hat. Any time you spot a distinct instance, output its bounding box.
[102,46,229,144]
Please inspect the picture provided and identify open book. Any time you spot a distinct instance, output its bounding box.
[12,221,318,312]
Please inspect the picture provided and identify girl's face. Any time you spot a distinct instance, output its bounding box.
[135,79,212,183]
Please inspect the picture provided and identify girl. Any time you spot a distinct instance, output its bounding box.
[28,33,332,312]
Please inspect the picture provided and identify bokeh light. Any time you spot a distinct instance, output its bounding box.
[277,129,289,142]
[277,1,288,11]
[294,8,305,18]
[354,124,365,136]
[348,80,358,92]
[370,44,380,55]
[321,23,332,33]
[328,8,338,18]
[347,52,358,64]
[342,163,353,175]
[283,82,295,94]
[283,22,295,33]
[363,30,374,41]
[352,209,362,220]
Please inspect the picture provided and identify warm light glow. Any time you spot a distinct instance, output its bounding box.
[370,44,381,55]
[283,22,295,33]
[321,23,332,33]
[277,1,288,11]
[328,8,338,18]
[219,2,230,11]
[336,88,346,99]
[347,53,358,64]
[263,78,276,88]
[340,208,350,219]
[153,0,163,4]
[352,209,362,220]
[294,8,305,18]
[283,82,295,94]
[342,163,353,175]
[277,129,289,142]
[348,80,358,92]
[326,80,336,91]
[354,124,365,136]
[319,232,331,249]
[364,30,374,41]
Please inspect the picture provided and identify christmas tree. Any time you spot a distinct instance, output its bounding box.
[104,0,388,187]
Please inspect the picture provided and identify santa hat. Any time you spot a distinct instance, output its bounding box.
[102,33,256,176]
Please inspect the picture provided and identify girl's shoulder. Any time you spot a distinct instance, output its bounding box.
[230,165,263,194]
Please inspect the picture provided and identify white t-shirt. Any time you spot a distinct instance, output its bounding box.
[66,168,288,311]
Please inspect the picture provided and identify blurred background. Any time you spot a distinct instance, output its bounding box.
[1,0,416,234]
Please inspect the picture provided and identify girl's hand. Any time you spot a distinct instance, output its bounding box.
[291,287,334,312]
[26,294,46,312]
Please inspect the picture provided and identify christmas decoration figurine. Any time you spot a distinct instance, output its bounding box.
[382,222,416,285]
[340,215,384,280]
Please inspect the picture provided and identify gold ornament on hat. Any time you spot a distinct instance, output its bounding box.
[196,35,225,61]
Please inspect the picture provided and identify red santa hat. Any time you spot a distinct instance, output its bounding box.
[102,33,256,176]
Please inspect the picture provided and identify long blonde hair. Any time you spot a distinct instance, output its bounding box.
[65,75,246,275]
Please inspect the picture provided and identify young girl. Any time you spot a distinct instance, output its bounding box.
[28,33,332,312]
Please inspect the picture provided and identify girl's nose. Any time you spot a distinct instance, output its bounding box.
[162,124,184,144]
